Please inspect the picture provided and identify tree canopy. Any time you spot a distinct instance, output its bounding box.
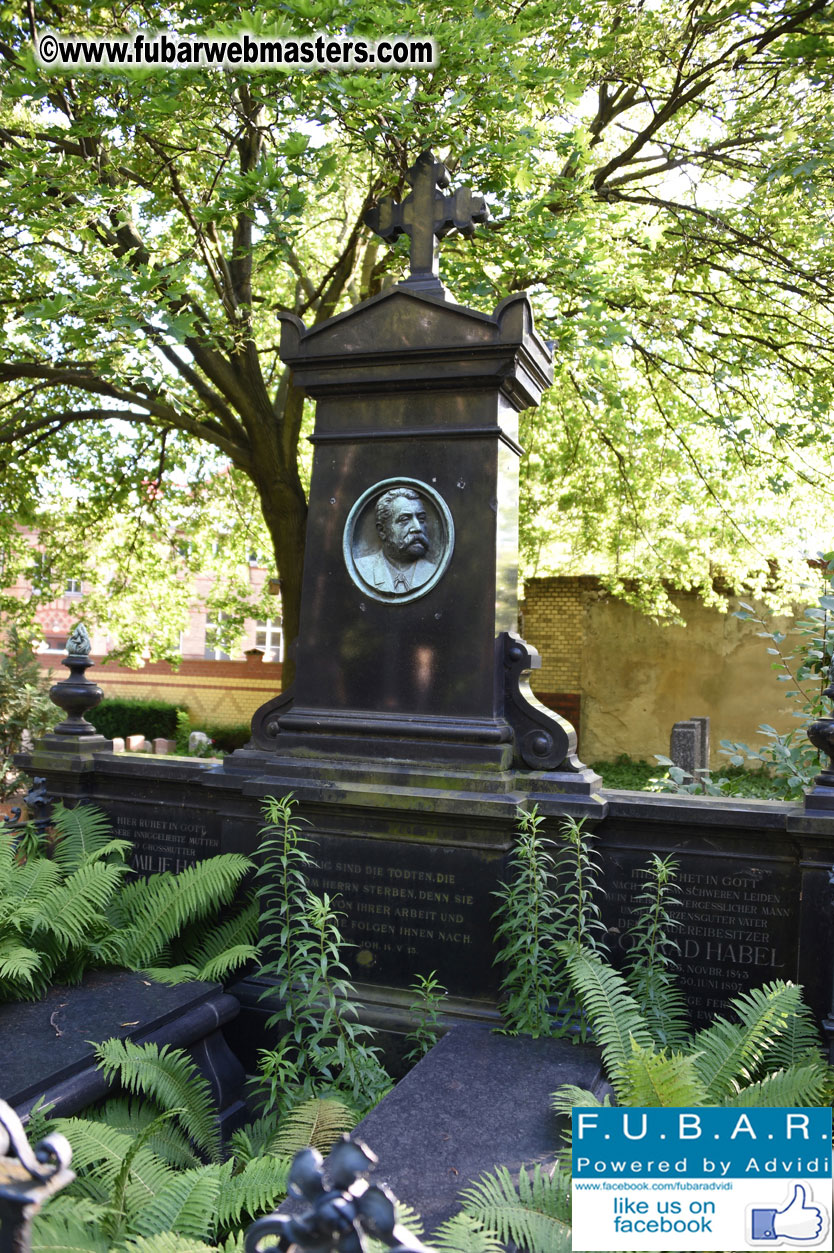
[1,0,832,669]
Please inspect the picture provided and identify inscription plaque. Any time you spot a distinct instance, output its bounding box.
[604,846,799,1026]
[108,803,221,875]
[305,834,502,999]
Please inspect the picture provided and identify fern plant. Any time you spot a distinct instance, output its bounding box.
[0,801,258,1000]
[552,945,831,1120]
[29,1038,360,1253]
[253,794,392,1116]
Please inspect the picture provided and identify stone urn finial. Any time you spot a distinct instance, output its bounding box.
[48,624,104,737]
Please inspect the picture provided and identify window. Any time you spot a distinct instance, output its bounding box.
[255,619,283,663]
[204,613,232,660]
[30,553,53,594]
[65,577,82,595]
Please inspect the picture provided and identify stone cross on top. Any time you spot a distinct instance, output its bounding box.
[364,150,488,295]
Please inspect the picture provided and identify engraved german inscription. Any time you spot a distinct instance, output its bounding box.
[108,805,221,874]
[305,835,500,998]
[604,850,799,1026]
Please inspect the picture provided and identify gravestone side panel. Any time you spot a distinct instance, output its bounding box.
[304,832,504,1000]
[293,401,508,722]
[599,816,800,1027]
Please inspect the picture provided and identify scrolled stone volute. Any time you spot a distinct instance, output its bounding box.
[502,630,579,772]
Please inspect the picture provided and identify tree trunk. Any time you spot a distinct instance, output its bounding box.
[257,471,306,688]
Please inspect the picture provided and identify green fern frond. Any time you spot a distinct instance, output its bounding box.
[214,1155,291,1233]
[116,857,252,968]
[30,1214,111,1253]
[626,970,690,1050]
[32,862,125,946]
[270,1096,356,1156]
[31,1194,109,1226]
[759,995,823,1071]
[0,830,18,891]
[88,1099,200,1170]
[691,981,806,1100]
[94,1040,221,1163]
[724,1061,829,1107]
[120,1234,220,1252]
[551,1085,607,1118]
[131,1162,230,1242]
[226,1113,282,1168]
[104,1111,184,1244]
[623,1043,709,1107]
[558,945,653,1097]
[182,903,259,969]
[50,803,122,871]
[5,856,60,905]
[0,937,44,992]
[430,1213,506,1253]
[458,1164,572,1253]
[51,1116,175,1212]
[217,1236,246,1253]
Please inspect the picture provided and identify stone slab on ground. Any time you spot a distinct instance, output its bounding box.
[349,1024,606,1235]
[0,970,245,1128]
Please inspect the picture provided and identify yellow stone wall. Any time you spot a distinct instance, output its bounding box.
[522,577,801,768]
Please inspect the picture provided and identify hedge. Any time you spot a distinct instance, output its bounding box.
[202,721,251,752]
[88,697,181,741]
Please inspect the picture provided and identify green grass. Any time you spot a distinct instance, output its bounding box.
[591,754,790,799]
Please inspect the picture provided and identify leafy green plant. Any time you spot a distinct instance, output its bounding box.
[0,626,55,798]
[621,854,689,1049]
[0,802,257,999]
[452,1164,572,1253]
[174,709,192,756]
[655,559,834,799]
[253,794,392,1116]
[28,1040,309,1253]
[720,563,834,794]
[552,946,829,1122]
[403,971,447,1067]
[492,807,605,1038]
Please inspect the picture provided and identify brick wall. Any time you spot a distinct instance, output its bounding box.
[520,576,596,744]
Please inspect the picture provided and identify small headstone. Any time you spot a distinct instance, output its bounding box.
[111,737,125,753]
[189,730,211,754]
[670,717,709,782]
[125,734,145,752]
[690,715,710,771]
[142,739,153,753]
[153,737,173,755]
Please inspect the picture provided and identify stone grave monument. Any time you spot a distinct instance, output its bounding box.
[18,153,834,1042]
